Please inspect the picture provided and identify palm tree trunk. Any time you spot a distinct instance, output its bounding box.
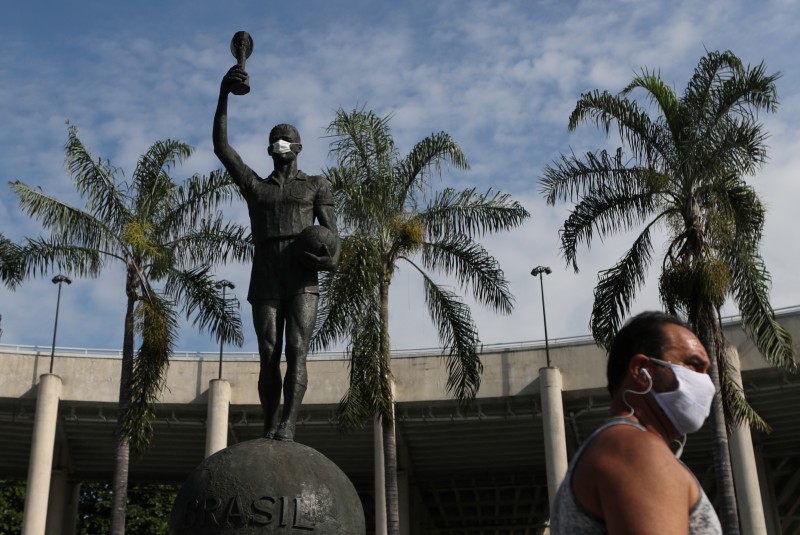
[697,312,740,535]
[110,269,136,534]
[383,415,399,535]
[110,437,130,535]
[380,279,400,535]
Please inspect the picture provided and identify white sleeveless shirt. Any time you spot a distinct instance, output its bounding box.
[550,418,722,534]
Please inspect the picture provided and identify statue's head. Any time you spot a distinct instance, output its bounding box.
[268,123,302,161]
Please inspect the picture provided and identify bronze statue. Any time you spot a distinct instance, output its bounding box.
[213,32,339,441]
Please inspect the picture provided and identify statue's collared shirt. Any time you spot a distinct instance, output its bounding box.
[235,168,334,301]
[244,170,333,241]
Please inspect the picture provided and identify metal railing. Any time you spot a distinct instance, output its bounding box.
[2,304,797,362]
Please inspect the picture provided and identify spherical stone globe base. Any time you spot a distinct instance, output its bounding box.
[169,438,365,534]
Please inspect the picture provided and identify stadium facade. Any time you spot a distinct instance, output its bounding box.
[1,309,798,534]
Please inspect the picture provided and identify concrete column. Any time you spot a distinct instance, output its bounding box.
[45,469,68,535]
[205,379,231,457]
[539,367,569,509]
[62,481,80,535]
[374,415,387,535]
[45,471,79,535]
[727,348,768,534]
[398,470,409,535]
[410,480,426,534]
[753,445,780,535]
[22,374,62,535]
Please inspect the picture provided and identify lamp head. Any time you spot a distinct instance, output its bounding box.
[52,274,72,285]
[530,266,552,277]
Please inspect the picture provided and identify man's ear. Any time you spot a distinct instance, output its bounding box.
[295,143,303,154]
[268,145,274,156]
[630,354,651,386]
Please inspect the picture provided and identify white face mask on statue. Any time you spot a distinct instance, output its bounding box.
[649,358,715,435]
[271,139,297,154]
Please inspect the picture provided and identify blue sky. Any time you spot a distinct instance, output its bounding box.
[2,0,799,355]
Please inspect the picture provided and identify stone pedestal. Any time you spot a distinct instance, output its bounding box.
[170,438,365,534]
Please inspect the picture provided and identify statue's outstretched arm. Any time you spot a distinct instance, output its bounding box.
[213,66,250,183]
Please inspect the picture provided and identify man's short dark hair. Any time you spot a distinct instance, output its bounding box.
[606,311,691,395]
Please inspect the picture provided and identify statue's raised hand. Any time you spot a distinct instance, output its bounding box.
[221,65,249,95]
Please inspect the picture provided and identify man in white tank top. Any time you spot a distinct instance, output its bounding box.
[551,311,722,534]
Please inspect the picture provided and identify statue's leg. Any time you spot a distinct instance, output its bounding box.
[274,293,317,441]
[252,301,285,438]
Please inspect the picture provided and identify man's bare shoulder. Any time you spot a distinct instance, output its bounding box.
[582,423,679,477]
[573,421,696,528]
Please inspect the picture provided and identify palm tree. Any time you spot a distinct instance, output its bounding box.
[1,233,22,286]
[315,107,530,534]
[540,50,795,533]
[9,125,250,534]
[1,232,22,339]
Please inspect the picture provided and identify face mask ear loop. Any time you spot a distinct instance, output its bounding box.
[673,434,687,459]
[622,371,653,417]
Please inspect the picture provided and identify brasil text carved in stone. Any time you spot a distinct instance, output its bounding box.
[181,495,314,531]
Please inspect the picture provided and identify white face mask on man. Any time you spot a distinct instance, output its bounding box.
[646,358,716,435]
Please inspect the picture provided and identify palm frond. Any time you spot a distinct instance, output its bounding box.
[683,51,778,178]
[326,107,397,185]
[422,187,530,241]
[568,90,663,164]
[727,248,796,370]
[65,124,131,230]
[720,363,770,433]
[709,181,764,248]
[326,165,384,235]
[165,217,252,270]
[16,237,105,279]
[559,180,659,271]
[163,265,244,347]
[0,234,23,288]
[701,120,769,178]
[541,148,658,206]
[681,50,742,120]
[125,220,174,279]
[416,267,482,402]
[419,236,513,314]
[10,180,123,255]
[122,293,178,455]
[313,235,383,351]
[621,69,682,142]
[736,59,780,112]
[394,131,469,203]
[685,51,778,125]
[132,140,193,222]
[337,294,392,428]
[160,169,240,233]
[591,224,656,347]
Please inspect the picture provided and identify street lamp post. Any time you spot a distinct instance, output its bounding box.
[215,280,236,379]
[530,266,552,367]
[531,265,568,508]
[49,274,72,374]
